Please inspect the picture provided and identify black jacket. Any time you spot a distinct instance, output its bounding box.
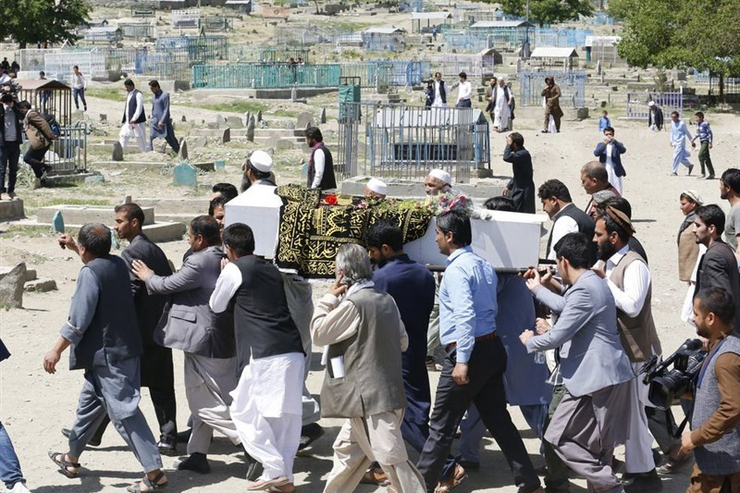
[120,234,172,345]
[695,240,740,329]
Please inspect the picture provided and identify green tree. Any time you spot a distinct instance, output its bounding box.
[0,0,91,48]
[497,0,593,27]
[610,0,740,99]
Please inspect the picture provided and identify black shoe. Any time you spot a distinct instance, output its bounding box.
[176,428,192,444]
[158,436,178,457]
[61,427,102,447]
[244,452,263,481]
[298,423,325,450]
[623,469,663,492]
[177,452,210,474]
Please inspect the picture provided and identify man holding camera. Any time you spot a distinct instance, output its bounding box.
[682,287,740,493]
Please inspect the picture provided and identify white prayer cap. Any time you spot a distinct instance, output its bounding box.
[428,169,451,184]
[367,178,387,196]
[648,101,655,107]
[249,150,273,172]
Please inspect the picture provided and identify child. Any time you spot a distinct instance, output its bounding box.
[690,111,714,179]
[598,110,611,133]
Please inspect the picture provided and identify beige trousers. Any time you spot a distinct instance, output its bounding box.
[322,409,426,493]
[184,352,241,454]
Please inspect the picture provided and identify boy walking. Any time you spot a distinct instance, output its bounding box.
[691,111,714,179]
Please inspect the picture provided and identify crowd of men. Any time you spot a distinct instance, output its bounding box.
[0,97,738,493]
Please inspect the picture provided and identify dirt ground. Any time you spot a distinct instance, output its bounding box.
[1,93,739,493]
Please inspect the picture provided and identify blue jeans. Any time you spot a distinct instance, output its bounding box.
[0,422,26,489]
[73,87,87,110]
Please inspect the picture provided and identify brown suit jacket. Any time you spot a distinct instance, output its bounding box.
[24,110,55,150]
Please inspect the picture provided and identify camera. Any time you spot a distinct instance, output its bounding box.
[642,338,707,410]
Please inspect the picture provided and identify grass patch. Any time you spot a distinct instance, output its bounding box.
[23,197,113,209]
[183,101,268,114]
[86,87,126,101]
[1,224,79,238]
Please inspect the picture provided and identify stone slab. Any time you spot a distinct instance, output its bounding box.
[0,199,25,221]
[192,162,216,172]
[43,173,104,186]
[25,278,57,292]
[36,205,155,226]
[0,267,36,283]
[134,197,209,215]
[142,222,187,243]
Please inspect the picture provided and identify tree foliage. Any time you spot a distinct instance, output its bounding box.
[610,0,740,77]
[0,0,91,48]
[496,0,593,27]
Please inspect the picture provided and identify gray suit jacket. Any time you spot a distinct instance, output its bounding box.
[526,270,634,397]
[146,245,235,358]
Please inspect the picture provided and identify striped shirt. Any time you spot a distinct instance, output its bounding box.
[697,121,713,142]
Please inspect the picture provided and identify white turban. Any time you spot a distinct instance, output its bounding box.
[367,178,388,196]
[249,150,273,172]
[428,169,451,185]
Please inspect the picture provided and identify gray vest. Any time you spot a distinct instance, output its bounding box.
[692,333,740,476]
[320,287,407,419]
[70,255,142,370]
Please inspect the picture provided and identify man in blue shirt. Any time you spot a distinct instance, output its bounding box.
[415,211,543,493]
[691,111,715,179]
[366,222,464,491]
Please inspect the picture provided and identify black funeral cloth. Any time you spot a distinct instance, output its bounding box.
[275,188,432,278]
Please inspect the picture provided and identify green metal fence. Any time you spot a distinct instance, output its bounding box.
[192,63,341,88]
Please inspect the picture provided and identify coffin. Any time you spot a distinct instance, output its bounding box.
[225,185,546,276]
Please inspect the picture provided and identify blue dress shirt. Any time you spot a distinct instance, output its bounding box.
[438,246,498,363]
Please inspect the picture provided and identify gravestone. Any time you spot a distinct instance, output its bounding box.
[215,159,226,170]
[291,87,298,102]
[187,135,208,148]
[216,114,227,126]
[276,139,294,150]
[0,262,26,309]
[173,162,197,187]
[100,114,108,123]
[246,118,255,142]
[152,138,168,153]
[181,115,187,122]
[226,116,243,129]
[320,108,326,124]
[112,142,124,161]
[576,108,589,120]
[297,112,314,128]
[51,211,64,233]
[179,139,189,160]
[257,110,262,122]
[222,128,231,144]
[245,112,251,126]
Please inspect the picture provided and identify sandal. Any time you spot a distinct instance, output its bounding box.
[126,471,168,492]
[48,451,80,479]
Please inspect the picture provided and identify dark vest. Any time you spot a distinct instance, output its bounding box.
[70,255,143,370]
[321,288,407,419]
[232,255,304,361]
[608,251,662,362]
[546,204,597,264]
[122,89,146,124]
[692,333,740,475]
[307,143,337,190]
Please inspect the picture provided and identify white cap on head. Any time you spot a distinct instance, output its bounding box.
[428,169,451,184]
[249,150,273,172]
[648,101,655,107]
[367,178,387,196]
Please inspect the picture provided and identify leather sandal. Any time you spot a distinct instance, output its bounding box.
[48,451,80,479]
[126,471,168,492]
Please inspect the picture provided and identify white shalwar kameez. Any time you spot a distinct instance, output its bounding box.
[230,352,305,483]
[493,88,511,131]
